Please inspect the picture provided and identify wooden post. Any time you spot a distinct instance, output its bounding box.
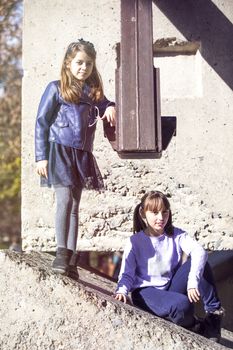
[115,0,162,158]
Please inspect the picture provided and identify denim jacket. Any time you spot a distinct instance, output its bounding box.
[35,80,114,161]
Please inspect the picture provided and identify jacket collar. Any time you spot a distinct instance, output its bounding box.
[80,84,93,105]
[58,82,92,106]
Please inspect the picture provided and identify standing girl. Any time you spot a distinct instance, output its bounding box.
[114,191,224,342]
[35,39,115,278]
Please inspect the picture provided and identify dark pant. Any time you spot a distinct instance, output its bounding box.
[131,260,221,327]
[54,186,82,252]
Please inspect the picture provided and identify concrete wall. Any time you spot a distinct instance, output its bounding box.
[0,250,228,350]
[22,0,233,251]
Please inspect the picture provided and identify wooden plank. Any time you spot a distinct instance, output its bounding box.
[118,0,138,151]
[138,0,156,150]
[115,0,163,157]
[154,67,162,152]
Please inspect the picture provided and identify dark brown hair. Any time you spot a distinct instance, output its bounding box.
[133,190,173,236]
[60,39,104,103]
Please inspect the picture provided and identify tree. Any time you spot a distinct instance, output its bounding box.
[0,0,22,242]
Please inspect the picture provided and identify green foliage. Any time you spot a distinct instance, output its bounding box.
[0,157,21,201]
[0,0,22,239]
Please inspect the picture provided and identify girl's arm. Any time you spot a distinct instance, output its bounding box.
[115,237,137,296]
[35,81,59,162]
[96,95,115,115]
[96,96,116,126]
[178,231,208,291]
[102,106,116,127]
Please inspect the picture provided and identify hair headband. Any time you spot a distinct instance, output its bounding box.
[77,38,95,48]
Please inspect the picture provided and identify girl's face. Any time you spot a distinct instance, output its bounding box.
[69,50,94,82]
[142,208,170,236]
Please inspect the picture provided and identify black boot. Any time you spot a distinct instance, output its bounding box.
[187,316,205,336]
[204,307,225,343]
[67,252,79,280]
[52,247,73,275]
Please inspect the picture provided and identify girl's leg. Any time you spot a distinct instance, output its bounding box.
[199,263,221,312]
[169,259,221,312]
[52,186,74,274]
[131,287,194,327]
[54,186,73,248]
[66,186,82,252]
[169,259,223,342]
[168,260,190,294]
[53,186,81,275]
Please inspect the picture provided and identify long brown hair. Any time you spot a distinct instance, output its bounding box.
[60,39,104,103]
[133,191,173,236]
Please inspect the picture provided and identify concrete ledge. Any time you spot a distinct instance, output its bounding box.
[195,250,233,332]
[0,250,227,350]
[209,250,233,282]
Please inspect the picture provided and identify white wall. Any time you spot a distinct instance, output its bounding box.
[22,0,233,251]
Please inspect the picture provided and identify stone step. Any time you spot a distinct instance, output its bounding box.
[0,250,231,350]
[221,329,233,349]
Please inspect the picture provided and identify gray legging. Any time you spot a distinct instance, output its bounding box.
[54,186,82,252]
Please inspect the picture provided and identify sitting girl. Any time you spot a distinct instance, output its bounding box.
[114,190,224,343]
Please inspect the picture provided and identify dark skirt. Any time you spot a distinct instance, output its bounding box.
[40,142,104,191]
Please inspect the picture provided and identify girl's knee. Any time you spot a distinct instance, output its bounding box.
[56,188,73,208]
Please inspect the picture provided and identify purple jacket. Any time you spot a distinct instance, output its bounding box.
[116,228,208,295]
[35,80,114,161]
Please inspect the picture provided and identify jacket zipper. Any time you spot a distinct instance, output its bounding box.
[82,113,89,150]
[72,101,92,150]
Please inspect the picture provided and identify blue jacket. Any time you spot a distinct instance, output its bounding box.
[35,80,114,161]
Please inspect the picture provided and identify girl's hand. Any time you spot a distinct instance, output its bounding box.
[187,288,200,303]
[36,160,48,178]
[114,293,128,304]
[103,106,116,127]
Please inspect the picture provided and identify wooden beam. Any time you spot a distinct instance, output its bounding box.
[115,0,162,158]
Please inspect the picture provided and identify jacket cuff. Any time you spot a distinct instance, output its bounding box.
[187,278,199,290]
[106,101,115,108]
[115,285,128,295]
[35,155,48,162]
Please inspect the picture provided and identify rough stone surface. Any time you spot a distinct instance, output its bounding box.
[0,250,229,350]
[22,0,233,251]
[153,37,200,54]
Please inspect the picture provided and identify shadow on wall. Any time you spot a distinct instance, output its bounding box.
[153,0,233,91]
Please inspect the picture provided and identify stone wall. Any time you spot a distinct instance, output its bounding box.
[0,250,228,350]
[22,0,233,251]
